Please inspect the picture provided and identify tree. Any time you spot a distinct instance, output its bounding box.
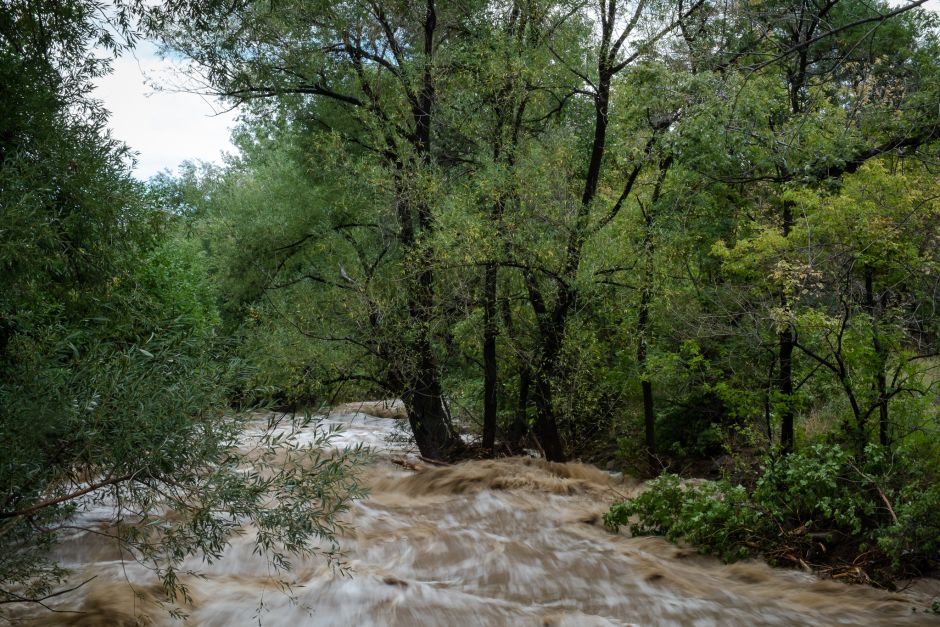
[138,0,938,468]
[791,163,940,453]
[147,0,490,459]
[0,1,362,611]
[675,0,940,452]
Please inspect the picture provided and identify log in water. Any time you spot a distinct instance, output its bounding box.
[6,410,939,626]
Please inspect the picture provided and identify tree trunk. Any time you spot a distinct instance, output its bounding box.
[531,367,565,461]
[638,273,655,470]
[637,159,670,472]
[402,366,459,460]
[641,379,655,470]
[482,261,498,454]
[864,269,890,447]
[524,70,614,463]
[637,214,654,470]
[765,357,775,445]
[397,254,462,459]
[523,269,568,461]
[779,326,795,452]
[778,199,796,452]
[394,0,462,461]
[507,367,530,448]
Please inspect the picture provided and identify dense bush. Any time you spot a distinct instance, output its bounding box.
[0,2,366,609]
[605,444,940,583]
[655,391,730,458]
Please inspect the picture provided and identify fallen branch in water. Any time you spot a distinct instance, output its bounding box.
[0,473,134,520]
[418,456,452,467]
[0,575,97,613]
[390,457,423,471]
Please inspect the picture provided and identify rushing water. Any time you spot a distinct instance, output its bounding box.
[5,405,939,626]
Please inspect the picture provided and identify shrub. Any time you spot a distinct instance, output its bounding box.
[655,391,729,458]
[606,444,940,582]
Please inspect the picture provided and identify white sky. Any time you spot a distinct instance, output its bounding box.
[94,41,239,180]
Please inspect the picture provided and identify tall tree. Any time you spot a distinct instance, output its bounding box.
[151,0,475,458]
[0,1,362,609]
[149,0,938,464]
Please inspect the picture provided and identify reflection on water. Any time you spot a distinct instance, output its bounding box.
[5,409,938,626]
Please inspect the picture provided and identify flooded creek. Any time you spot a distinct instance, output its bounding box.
[5,408,938,626]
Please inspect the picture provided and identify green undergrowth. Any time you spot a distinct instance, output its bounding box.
[605,444,940,587]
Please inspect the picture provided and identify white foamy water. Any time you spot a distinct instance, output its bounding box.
[4,407,939,626]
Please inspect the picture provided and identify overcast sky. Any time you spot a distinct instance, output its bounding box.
[93,41,239,180]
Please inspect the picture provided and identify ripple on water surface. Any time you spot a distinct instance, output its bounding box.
[7,408,939,626]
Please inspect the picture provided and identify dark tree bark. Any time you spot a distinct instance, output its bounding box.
[636,157,671,473]
[521,0,701,461]
[482,260,499,453]
[864,269,890,446]
[479,3,533,456]
[524,9,617,462]
[531,362,565,461]
[778,325,796,452]
[774,1,833,453]
[398,0,463,460]
[778,199,796,452]
[507,366,531,447]
[524,268,568,461]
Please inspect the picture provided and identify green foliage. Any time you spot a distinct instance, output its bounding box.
[3,0,938,614]
[655,391,729,458]
[754,446,871,535]
[0,1,365,610]
[140,0,940,470]
[608,474,755,561]
[606,444,940,579]
[878,480,940,573]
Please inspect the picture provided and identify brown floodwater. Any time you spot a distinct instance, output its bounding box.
[4,409,939,626]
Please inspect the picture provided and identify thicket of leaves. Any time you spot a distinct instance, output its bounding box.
[605,444,940,584]
[166,0,940,459]
[0,1,364,611]
[5,0,939,606]
[147,0,940,583]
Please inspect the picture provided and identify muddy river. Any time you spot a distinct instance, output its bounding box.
[5,406,939,625]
